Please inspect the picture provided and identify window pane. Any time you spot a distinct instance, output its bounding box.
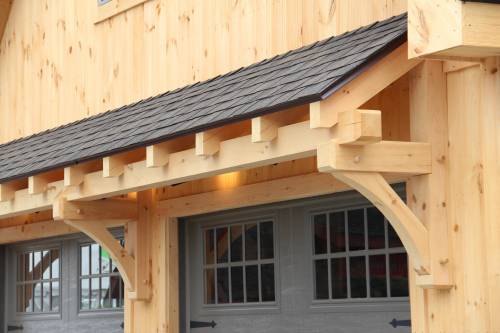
[348,209,365,251]
[110,275,121,308]
[390,253,409,297]
[42,282,51,312]
[261,264,275,302]
[25,252,33,281]
[216,228,229,263]
[313,214,327,255]
[245,265,259,302]
[16,285,24,312]
[204,269,215,304]
[314,259,329,300]
[367,207,385,249]
[330,212,346,253]
[230,225,243,262]
[17,254,24,282]
[388,224,404,248]
[51,281,60,312]
[33,251,42,281]
[91,244,100,275]
[81,246,90,276]
[33,282,42,312]
[349,256,367,298]
[24,283,33,312]
[204,229,215,265]
[260,221,274,260]
[100,248,111,274]
[42,250,51,280]
[230,266,244,303]
[331,258,348,299]
[369,255,387,297]
[51,249,60,279]
[245,224,258,261]
[90,277,100,309]
[81,278,90,309]
[101,276,111,308]
[217,267,229,304]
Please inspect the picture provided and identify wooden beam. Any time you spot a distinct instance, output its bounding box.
[337,109,382,145]
[161,173,349,217]
[409,61,453,289]
[317,140,432,175]
[52,197,137,221]
[146,143,170,168]
[332,171,430,275]
[0,219,126,245]
[409,0,500,59]
[103,154,127,178]
[64,219,135,289]
[309,43,422,128]
[64,161,101,186]
[62,121,332,202]
[252,113,290,143]
[0,179,26,202]
[195,130,221,156]
[28,175,50,195]
[0,181,64,219]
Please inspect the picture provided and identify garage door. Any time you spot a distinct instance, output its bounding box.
[184,189,411,333]
[3,233,124,333]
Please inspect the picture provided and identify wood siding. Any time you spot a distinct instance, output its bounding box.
[0,0,406,144]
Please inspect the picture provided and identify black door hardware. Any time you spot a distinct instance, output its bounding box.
[390,318,411,328]
[7,325,23,331]
[190,320,217,328]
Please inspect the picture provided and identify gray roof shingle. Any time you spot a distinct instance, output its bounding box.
[0,13,407,183]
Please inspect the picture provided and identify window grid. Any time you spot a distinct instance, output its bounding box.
[312,207,408,301]
[16,248,61,314]
[79,241,125,312]
[203,220,276,306]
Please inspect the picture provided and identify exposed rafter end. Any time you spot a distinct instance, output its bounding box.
[29,175,50,194]
[196,130,221,156]
[252,113,289,143]
[0,179,26,202]
[103,154,128,178]
[337,109,382,145]
[146,143,170,168]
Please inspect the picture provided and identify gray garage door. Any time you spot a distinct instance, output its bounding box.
[184,189,411,333]
[3,233,124,333]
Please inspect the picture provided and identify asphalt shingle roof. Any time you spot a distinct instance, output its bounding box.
[0,13,407,183]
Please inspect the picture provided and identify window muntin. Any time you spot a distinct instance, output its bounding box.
[16,248,61,313]
[312,207,408,301]
[79,242,124,311]
[203,221,276,305]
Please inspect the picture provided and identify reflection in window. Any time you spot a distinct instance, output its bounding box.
[312,206,408,301]
[16,248,60,313]
[203,221,276,305]
[79,241,125,311]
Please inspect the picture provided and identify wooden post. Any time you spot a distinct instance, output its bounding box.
[124,189,179,333]
[408,58,500,331]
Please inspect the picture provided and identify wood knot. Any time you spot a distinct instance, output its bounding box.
[76,208,82,215]
[439,258,449,265]
[353,155,360,163]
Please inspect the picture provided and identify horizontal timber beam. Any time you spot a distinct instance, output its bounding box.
[53,197,137,221]
[317,140,432,175]
[0,219,126,245]
[160,172,407,217]
[62,121,333,202]
[337,109,382,145]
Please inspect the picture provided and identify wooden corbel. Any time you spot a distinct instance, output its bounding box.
[53,197,138,291]
[317,139,453,289]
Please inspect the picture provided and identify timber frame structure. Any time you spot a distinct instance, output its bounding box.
[0,0,499,332]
